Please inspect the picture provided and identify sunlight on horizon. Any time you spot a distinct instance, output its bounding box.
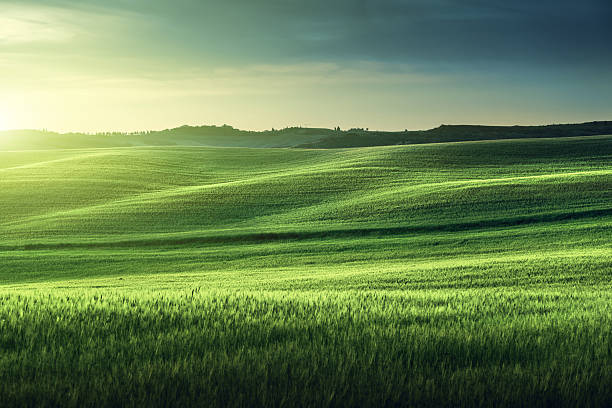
[0,1,609,132]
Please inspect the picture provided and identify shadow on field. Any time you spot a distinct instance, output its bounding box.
[4,207,610,251]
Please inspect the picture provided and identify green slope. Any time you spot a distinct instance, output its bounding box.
[1,135,610,247]
[1,134,611,284]
[0,135,611,406]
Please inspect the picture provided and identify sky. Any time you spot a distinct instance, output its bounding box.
[0,0,611,132]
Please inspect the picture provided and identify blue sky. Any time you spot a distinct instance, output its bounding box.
[0,0,610,132]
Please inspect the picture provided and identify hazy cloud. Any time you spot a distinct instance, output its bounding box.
[0,5,76,44]
[5,0,611,67]
[0,0,610,132]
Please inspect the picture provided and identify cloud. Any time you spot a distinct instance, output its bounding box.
[3,0,611,68]
[0,6,75,44]
[0,0,610,133]
[0,60,445,99]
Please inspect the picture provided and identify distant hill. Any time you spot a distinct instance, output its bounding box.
[0,125,333,151]
[1,121,611,150]
[295,121,612,148]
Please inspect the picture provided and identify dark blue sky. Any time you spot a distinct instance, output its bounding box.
[1,0,610,131]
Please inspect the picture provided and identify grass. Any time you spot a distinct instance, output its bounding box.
[0,134,611,406]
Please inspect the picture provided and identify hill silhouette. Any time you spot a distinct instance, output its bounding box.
[1,121,611,150]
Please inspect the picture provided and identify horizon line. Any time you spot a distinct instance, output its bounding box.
[1,120,611,136]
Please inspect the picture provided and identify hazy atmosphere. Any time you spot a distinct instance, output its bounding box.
[2,1,612,406]
[1,0,611,132]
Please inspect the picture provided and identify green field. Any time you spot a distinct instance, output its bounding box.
[1,134,611,406]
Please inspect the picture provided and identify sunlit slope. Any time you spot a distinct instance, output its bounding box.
[2,134,611,407]
[1,135,611,249]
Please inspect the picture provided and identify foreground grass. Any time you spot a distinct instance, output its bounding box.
[1,243,610,407]
[1,135,611,406]
[1,287,610,407]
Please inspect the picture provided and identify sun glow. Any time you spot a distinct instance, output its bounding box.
[0,105,19,132]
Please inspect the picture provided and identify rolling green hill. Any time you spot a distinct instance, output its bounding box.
[0,135,611,406]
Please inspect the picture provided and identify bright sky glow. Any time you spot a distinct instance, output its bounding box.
[0,0,610,132]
